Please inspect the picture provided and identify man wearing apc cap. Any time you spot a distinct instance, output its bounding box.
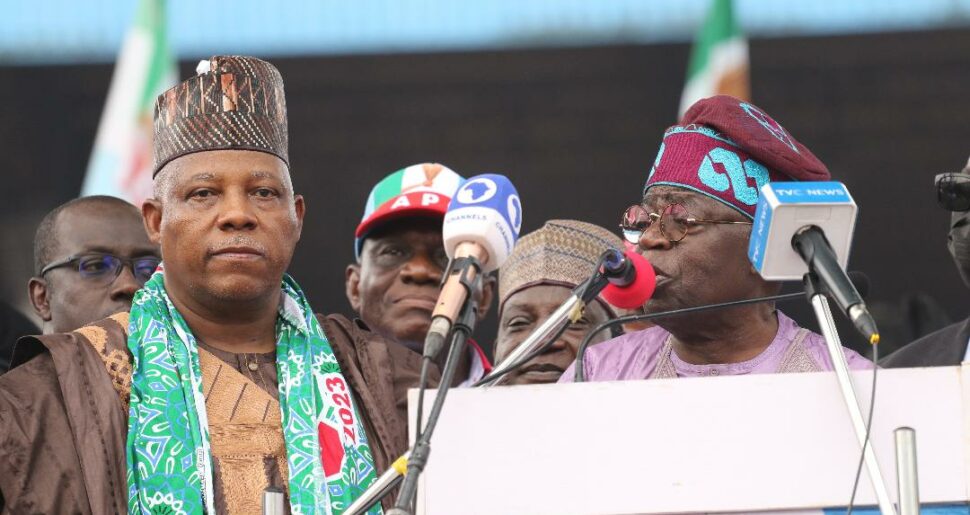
[345,165,495,411]
[561,96,871,382]
[0,56,394,514]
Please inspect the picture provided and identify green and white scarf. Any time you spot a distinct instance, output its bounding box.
[126,266,381,514]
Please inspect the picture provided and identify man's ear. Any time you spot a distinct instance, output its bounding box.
[293,194,306,241]
[345,263,362,313]
[476,273,497,321]
[27,277,52,322]
[142,198,163,245]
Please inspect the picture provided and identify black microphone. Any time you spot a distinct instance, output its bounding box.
[747,182,879,344]
[574,271,870,382]
[792,227,879,344]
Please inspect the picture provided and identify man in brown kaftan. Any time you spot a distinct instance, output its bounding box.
[0,56,409,515]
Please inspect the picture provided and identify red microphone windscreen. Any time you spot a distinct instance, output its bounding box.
[601,251,656,309]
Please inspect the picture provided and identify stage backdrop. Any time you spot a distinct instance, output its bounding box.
[1,28,968,357]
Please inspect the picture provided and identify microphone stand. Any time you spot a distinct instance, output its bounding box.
[386,274,480,515]
[348,250,621,514]
[348,279,593,514]
[344,452,409,515]
[477,275,604,387]
[478,248,633,387]
[804,272,895,515]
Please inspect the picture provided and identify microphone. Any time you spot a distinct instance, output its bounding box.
[600,250,656,310]
[477,248,655,386]
[748,182,879,344]
[350,249,653,512]
[424,174,523,359]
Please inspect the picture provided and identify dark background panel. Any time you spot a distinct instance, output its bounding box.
[1,28,969,357]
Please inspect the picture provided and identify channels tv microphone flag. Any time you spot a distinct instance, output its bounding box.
[385,174,522,515]
[422,174,522,360]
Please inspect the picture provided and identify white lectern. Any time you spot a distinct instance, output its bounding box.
[409,366,970,514]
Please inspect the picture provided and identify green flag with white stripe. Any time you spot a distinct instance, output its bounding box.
[678,0,749,118]
[82,0,177,205]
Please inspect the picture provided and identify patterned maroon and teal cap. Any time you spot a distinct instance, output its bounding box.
[152,55,288,176]
[644,95,830,218]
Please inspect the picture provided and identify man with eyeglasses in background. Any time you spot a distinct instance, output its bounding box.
[560,96,870,383]
[882,157,970,368]
[0,196,158,372]
[27,195,160,335]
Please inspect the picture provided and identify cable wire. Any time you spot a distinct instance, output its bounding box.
[413,356,432,440]
[845,341,879,515]
[574,291,806,381]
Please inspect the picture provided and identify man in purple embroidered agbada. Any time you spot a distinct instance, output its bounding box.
[561,96,872,382]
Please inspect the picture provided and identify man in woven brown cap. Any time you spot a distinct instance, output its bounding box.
[561,96,872,383]
[0,56,394,515]
[495,219,622,384]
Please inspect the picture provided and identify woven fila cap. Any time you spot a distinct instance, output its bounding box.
[354,163,465,259]
[645,95,830,219]
[152,55,288,176]
[498,219,624,317]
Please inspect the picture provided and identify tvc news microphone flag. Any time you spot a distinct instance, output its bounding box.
[679,0,750,118]
[81,0,177,205]
[748,181,857,280]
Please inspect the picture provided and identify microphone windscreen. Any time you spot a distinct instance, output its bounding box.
[601,251,656,309]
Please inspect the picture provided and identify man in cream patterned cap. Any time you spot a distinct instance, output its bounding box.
[495,219,623,385]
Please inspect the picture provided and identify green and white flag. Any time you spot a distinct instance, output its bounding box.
[678,0,749,118]
[81,0,177,205]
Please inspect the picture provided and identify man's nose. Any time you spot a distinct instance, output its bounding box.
[216,191,258,231]
[400,252,443,284]
[108,266,141,302]
[638,224,673,252]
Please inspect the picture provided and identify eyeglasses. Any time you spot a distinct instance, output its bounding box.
[40,253,161,286]
[619,203,752,244]
[935,173,970,212]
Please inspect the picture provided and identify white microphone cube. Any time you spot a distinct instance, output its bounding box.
[442,174,522,273]
[748,181,857,281]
